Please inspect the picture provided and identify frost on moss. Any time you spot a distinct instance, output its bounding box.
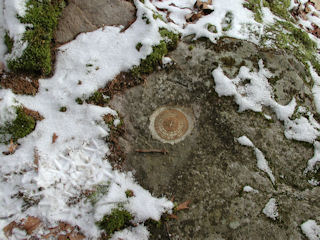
[0,107,36,143]
[7,0,66,76]
[4,32,14,54]
[96,208,133,238]
[131,28,179,76]
[261,21,320,74]
[243,0,292,23]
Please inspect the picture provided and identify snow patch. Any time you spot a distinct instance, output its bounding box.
[263,198,278,220]
[301,220,320,240]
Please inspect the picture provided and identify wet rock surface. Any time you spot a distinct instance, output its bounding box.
[110,38,320,239]
[55,0,136,44]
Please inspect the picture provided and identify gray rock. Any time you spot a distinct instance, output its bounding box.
[55,0,136,44]
[109,38,320,240]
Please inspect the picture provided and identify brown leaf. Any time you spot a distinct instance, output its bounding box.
[2,140,18,155]
[167,214,178,219]
[176,200,191,211]
[22,216,41,235]
[3,221,17,237]
[52,133,58,144]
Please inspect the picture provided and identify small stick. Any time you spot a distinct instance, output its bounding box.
[135,149,168,154]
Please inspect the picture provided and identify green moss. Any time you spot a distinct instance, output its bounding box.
[4,32,14,54]
[222,11,233,31]
[75,97,83,105]
[136,42,143,51]
[125,190,134,198]
[7,0,66,76]
[188,45,194,51]
[207,24,218,33]
[86,63,93,67]
[261,20,320,75]
[243,0,263,23]
[153,12,164,21]
[59,106,67,112]
[142,13,150,24]
[0,107,36,143]
[86,91,109,106]
[96,208,133,237]
[263,0,292,21]
[87,184,110,205]
[131,28,179,76]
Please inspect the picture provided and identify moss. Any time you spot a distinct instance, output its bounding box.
[86,91,109,106]
[131,28,179,76]
[125,190,134,198]
[75,97,83,105]
[261,20,320,75]
[136,42,143,51]
[0,107,36,143]
[263,0,292,21]
[59,106,67,112]
[96,208,133,237]
[4,32,14,54]
[7,0,66,76]
[188,45,194,51]
[153,12,164,21]
[207,24,218,33]
[87,184,110,205]
[243,0,263,23]
[142,13,150,24]
[222,11,233,31]
[86,63,93,67]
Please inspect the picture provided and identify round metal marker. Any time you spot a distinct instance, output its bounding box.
[149,106,194,144]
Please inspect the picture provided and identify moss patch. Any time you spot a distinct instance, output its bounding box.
[4,32,14,54]
[96,208,133,237]
[261,21,320,75]
[86,91,109,106]
[7,0,66,76]
[131,28,179,76]
[0,107,36,143]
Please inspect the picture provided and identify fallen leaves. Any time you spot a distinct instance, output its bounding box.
[175,200,191,211]
[3,217,85,240]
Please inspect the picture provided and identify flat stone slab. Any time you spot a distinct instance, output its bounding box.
[109,38,320,239]
[55,0,136,44]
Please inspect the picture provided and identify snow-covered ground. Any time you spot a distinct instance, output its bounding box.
[1,0,320,239]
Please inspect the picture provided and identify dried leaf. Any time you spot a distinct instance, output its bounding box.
[2,140,18,155]
[167,214,178,219]
[3,221,17,237]
[176,200,191,211]
[52,133,58,144]
[23,216,41,235]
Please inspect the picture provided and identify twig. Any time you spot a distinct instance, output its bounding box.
[135,149,168,154]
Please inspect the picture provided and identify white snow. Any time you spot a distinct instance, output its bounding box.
[263,198,279,220]
[0,89,18,127]
[301,220,320,240]
[237,136,275,184]
[243,185,259,193]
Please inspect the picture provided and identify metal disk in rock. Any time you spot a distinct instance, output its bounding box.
[55,0,136,44]
[149,107,194,144]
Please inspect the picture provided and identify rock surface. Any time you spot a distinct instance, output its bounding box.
[110,38,320,239]
[55,0,136,44]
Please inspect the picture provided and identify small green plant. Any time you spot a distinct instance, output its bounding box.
[222,11,233,31]
[0,107,36,143]
[4,32,14,54]
[125,190,134,198]
[59,106,67,112]
[142,13,150,24]
[153,12,164,21]
[88,184,110,205]
[188,45,194,51]
[136,42,143,51]
[207,24,218,33]
[96,208,133,237]
[75,97,84,105]
[86,91,109,106]
[131,28,179,76]
[7,0,66,75]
